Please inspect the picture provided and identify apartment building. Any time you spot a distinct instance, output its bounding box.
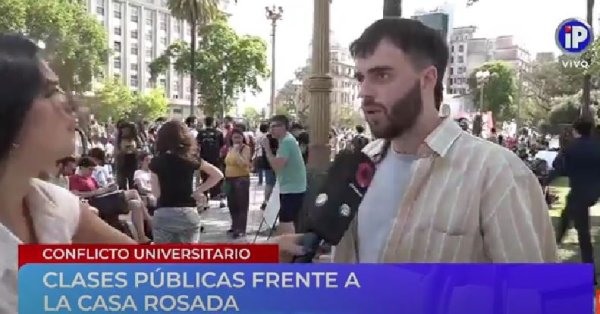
[86,0,208,117]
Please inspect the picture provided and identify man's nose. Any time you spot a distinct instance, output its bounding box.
[358,81,375,100]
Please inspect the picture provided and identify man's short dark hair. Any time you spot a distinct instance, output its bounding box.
[57,156,76,166]
[349,18,449,109]
[270,115,290,129]
[78,156,97,168]
[355,125,365,133]
[573,119,593,137]
[259,122,269,133]
[204,116,214,127]
[185,116,196,127]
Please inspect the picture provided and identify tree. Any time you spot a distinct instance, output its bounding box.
[0,0,27,31]
[24,0,109,93]
[94,78,135,122]
[548,95,582,126]
[242,107,261,128]
[130,89,170,122]
[468,61,516,121]
[93,78,169,122]
[150,16,269,117]
[167,0,221,116]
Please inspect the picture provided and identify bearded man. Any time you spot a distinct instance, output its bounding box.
[279,18,557,263]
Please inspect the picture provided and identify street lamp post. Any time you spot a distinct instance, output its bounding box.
[265,5,283,117]
[307,0,332,171]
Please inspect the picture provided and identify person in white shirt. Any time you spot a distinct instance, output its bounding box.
[0,34,135,313]
[134,153,157,208]
[185,116,199,139]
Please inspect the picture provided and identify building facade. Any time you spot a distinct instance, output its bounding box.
[447,26,478,95]
[86,0,224,118]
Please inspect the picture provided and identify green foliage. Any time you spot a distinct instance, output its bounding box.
[167,0,220,25]
[94,78,169,122]
[241,107,261,128]
[0,0,110,93]
[0,0,27,31]
[130,88,170,121]
[334,106,363,128]
[150,17,269,116]
[468,61,516,121]
[94,78,135,122]
[548,95,581,125]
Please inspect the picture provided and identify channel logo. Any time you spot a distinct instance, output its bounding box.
[556,18,594,54]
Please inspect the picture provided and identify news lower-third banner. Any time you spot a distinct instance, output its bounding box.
[19,263,592,314]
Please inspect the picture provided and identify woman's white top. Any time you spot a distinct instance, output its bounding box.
[0,179,81,313]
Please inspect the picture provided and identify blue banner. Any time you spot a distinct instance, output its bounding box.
[19,263,593,314]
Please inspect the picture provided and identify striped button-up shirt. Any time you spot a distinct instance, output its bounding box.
[333,118,558,263]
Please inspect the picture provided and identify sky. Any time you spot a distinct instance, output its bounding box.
[226,0,597,112]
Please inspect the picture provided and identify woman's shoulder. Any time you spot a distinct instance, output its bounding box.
[28,179,81,240]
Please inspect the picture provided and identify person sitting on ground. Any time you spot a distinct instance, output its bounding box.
[69,156,152,243]
[134,152,157,211]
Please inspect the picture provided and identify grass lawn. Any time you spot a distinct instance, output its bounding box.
[548,177,600,217]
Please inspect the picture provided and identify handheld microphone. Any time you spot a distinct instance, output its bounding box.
[293,150,375,263]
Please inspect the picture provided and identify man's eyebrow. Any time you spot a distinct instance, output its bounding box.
[367,66,394,74]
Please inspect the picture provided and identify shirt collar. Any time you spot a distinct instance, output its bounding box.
[364,118,463,159]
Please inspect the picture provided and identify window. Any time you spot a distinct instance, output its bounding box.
[96,7,105,15]
[130,6,139,23]
[451,45,454,52]
[160,37,167,45]
[458,45,464,53]
[458,56,464,63]
[114,26,121,35]
[113,41,121,52]
[130,75,139,86]
[131,43,138,55]
[159,78,166,87]
[146,17,153,26]
[173,81,180,91]
[113,1,122,18]
[131,30,138,39]
[114,73,121,80]
[160,22,167,31]
[114,57,121,69]
[450,56,454,63]
[145,31,152,41]
[449,67,453,75]
[174,20,181,32]
[145,48,152,58]
[131,63,138,71]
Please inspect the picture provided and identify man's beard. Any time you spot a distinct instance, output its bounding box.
[366,81,423,139]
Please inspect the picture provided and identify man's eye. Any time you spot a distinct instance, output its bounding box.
[377,73,389,80]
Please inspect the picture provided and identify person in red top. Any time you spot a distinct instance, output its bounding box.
[69,157,152,243]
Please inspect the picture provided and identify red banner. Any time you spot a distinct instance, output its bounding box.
[18,244,279,267]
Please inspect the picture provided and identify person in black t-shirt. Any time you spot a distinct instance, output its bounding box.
[196,116,225,202]
[259,133,279,210]
[291,122,309,164]
[150,120,223,243]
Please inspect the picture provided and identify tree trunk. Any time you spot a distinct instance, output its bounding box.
[581,0,594,122]
[189,7,198,117]
[383,0,402,18]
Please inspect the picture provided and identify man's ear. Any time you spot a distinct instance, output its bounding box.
[420,65,438,91]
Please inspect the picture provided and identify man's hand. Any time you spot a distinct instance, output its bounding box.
[274,234,305,262]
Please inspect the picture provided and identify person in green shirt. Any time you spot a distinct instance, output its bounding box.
[261,115,307,234]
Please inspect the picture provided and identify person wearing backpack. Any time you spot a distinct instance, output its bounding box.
[196,117,225,204]
[350,125,370,152]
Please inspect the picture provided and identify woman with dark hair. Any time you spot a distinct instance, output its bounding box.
[0,34,134,311]
[115,122,141,189]
[223,128,252,238]
[150,120,223,243]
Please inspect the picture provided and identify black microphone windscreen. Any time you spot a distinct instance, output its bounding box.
[306,150,375,245]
